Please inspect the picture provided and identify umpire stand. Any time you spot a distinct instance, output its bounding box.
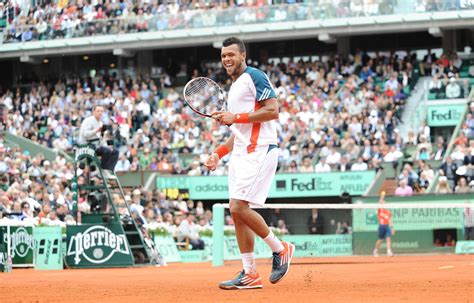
[67,144,150,268]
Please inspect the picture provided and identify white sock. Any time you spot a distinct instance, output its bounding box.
[263,230,284,253]
[241,252,256,275]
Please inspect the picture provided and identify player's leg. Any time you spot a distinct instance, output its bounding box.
[232,206,256,274]
[219,202,262,290]
[373,239,382,256]
[373,225,385,256]
[230,199,284,251]
[225,146,294,286]
[232,146,294,284]
[386,236,393,256]
[229,198,293,284]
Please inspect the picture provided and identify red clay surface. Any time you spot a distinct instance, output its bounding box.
[1,255,473,303]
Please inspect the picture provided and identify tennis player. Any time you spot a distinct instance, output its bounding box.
[204,37,295,290]
[373,191,394,257]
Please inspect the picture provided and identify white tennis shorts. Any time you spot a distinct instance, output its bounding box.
[228,144,278,207]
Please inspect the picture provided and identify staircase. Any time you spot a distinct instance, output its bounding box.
[378,178,398,196]
[397,77,431,141]
[105,175,150,264]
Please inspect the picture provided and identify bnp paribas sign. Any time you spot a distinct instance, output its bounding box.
[66,224,134,268]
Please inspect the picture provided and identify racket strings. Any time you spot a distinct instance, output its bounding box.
[184,78,225,116]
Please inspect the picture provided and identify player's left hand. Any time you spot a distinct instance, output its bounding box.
[212,112,234,125]
[204,153,219,171]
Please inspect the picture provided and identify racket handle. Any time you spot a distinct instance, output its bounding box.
[228,124,251,147]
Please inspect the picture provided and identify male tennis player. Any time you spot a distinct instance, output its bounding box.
[373,191,394,257]
[204,37,295,290]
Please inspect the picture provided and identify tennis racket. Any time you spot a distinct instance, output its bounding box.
[183,77,251,146]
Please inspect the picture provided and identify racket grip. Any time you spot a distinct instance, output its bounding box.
[228,124,251,147]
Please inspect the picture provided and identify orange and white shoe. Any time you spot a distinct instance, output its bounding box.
[269,241,295,284]
[219,270,263,290]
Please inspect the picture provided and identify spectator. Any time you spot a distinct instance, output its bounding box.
[428,75,443,94]
[326,146,342,167]
[432,137,447,160]
[277,219,289,235]
[415,147,430,161]
[9,201,27,221]
[130,189,145,221]
[178,213,205,250]
[455,177,470,194]
[139,147,153,169]
[445,233,456,247]
[384,145,403,163]
[417,171,430,192]
[351,156,368,171]
[415,134,432,156]
[115,154,131,172]
[445,77,461,99]
[314,157,331,173]
[435,176,452,194]
[299,156,314,173]
[308,209,323,234]
[45,210,64,226]
[336,221,351,234]
[394,179,413,197]
[465,206,474,240]
[187,160,202,176]
[336,156,352,172]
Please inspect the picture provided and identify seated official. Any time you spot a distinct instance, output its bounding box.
[78,105,119,177]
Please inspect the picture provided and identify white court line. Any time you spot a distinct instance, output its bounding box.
[438,266,455,270]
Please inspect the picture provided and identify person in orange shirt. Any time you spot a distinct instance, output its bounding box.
[373,191,394,257]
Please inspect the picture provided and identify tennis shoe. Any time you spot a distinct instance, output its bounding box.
[219,270,263,290]
[269,241,295,284]
[373,249,379,257]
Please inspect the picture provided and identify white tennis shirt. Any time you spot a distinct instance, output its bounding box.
[227,66,278,154]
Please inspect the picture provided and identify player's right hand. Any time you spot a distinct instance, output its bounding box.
[204,153,219,171]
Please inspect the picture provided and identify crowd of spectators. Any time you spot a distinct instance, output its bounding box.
[426,50,471,99]
[1,49,420,175]
[392,99,474,197]
[0,139,215,249]
[435,101,474,194]
[1,0,470,43]
[0,140,76,227]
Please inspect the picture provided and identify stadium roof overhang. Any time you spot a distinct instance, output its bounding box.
[1,10,474,60]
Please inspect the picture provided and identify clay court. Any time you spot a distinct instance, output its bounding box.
[1,255,473,303]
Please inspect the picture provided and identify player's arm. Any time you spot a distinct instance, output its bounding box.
[245,97,279,123]
[213,98,279,124]
[204,134,235,171]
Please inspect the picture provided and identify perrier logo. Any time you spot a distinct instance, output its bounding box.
[67,225,130,265]
[9,227,34,258]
